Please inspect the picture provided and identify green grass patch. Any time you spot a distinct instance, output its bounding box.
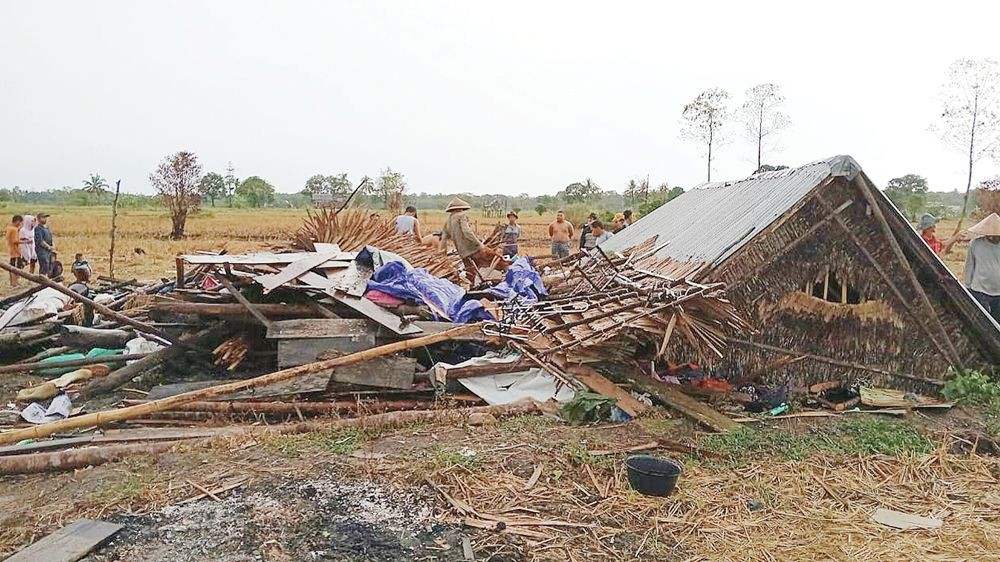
[496,414,559,436]
[563,442,617,469]
[420,445,484,472]
[943,369,1000,434]
[100,459,157,504]
[262,428,364,458]
[700,416,932,463]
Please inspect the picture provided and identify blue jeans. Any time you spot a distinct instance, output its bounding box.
[37,252,53,277]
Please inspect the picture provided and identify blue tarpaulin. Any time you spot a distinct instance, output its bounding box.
[367,261,494,323]
[487,256,546,302]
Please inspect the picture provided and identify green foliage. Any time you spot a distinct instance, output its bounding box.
[701,417,932,463]
[560,178,601,203]
[236,176,276,208]
[564,442,615,469]
[561,392,617,423]
[884,174,930,220]
[81,173,110,200]
[637,186,684,217]
[263,428,364,457]
[303,173,352,198]
[534,204,547,216]
[374,167,406,209]
[943,369,1000,404]
[424,446,482,471]
[198,172,226,206]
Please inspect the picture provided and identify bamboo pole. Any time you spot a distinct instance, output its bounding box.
[0,324,480,445]
[109,179,121,279]
[0,259,181,346]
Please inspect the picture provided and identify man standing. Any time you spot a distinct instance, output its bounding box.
[34,212,55,277]
[623,209,633,227]
[440,198,506,284]
[395,206,421,239]
[6,214,23,288]
[502,212,521,256]
[548,210,574,259]
[965,213,1000,322]
[578,212,597,250]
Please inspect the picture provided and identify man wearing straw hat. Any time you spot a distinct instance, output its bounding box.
[964,212,1000,321]
[440,197,506,284]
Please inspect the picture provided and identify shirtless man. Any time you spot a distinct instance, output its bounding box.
[548,210,574,259]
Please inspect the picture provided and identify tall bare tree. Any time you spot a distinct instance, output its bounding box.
[738,83,791,171]
[931,58,1000,232]
[150,151,203,239]
[681,88,730,182]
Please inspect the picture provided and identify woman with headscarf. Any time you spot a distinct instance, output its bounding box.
[18,214,37,273]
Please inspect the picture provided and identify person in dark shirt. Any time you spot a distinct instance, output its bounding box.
[34,212,56,277]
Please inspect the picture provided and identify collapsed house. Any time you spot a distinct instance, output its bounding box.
[603,155,1000,389]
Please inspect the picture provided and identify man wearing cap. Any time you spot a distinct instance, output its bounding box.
[34,212,56,277]
[441,198,506,283]
[502,212,521,256]
[964,213,1000,322]
[917,213,962,256]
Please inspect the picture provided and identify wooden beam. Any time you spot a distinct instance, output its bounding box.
[216,275,272,330]
[5,519,122,562]
[814,193,958,366]
[255,250,340,293]
[851,178,964,367]
[150,301,318,318]
[564,364,650,418]
[614,370,740,432]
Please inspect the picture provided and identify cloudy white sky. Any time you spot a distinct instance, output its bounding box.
[2,1,999,196]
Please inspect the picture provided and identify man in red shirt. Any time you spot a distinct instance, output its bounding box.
[918,214,962,256]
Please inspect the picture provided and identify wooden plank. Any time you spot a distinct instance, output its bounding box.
[255,250,340,294]
[565,364,649,418]
[277,336,376,367]
[313,243,342,254]
[5,519,122,562]
[872,508,943,530]
[267,318,486,342]
[146,372,333,400]
[0,436,95,457]
[615,371,740,432]
[331,356,417,389]
[181,251,355,265]
[326,291,423,335]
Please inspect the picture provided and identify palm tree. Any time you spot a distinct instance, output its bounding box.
[82,173,109,200]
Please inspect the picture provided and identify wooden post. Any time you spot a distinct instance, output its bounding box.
[0,324,480,445]
[215,273,272,330]
[109,179,121,279]
[175,256,185,289]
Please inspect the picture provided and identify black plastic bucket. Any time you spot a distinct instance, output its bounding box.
[624,455,683,497]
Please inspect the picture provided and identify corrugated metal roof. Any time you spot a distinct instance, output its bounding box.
[601,155,862,269]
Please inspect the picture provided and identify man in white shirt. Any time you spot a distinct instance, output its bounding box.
[395,206,421,239]
[964,213,1000,322]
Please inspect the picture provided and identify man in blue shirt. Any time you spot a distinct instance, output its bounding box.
[34,212,55,277]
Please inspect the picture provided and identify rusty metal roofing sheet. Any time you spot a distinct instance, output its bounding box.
[601,155,862,271]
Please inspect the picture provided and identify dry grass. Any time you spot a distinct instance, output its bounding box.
[0,205,561,297]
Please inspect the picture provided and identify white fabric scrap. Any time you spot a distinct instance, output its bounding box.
[20,394,72,424]
[435,353,575,405]
[125,336,166,364]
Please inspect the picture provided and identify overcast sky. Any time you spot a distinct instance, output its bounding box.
[2,1,999,196]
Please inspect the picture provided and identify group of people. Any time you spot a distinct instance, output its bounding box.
[917,212,1000,321]
[5,212,92,290]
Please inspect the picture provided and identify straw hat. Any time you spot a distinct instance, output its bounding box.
[445,198,471,212]
[968,213,1000,237]
[613,212,625,222]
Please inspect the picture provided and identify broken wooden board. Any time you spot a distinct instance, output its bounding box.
[859,387,954,409]
[325,291,423,335]
[255,250,341,294]
[267,318,487,342]
[181,251,355,265]
[313,243,343,254]
[325,260,373,297]
[872,508,943,530]
[5,519,122,562]
[565,364,649,418]
[615,372,740,433]
[277,337,377,368]
[146,371,333,400]
[331,356,417,389]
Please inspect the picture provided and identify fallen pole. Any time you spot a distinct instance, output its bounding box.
[0,260,182,346]
[0,353,148,375]
[0,399,545,474]
[0,324,481,445]
[121,398,459,415]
